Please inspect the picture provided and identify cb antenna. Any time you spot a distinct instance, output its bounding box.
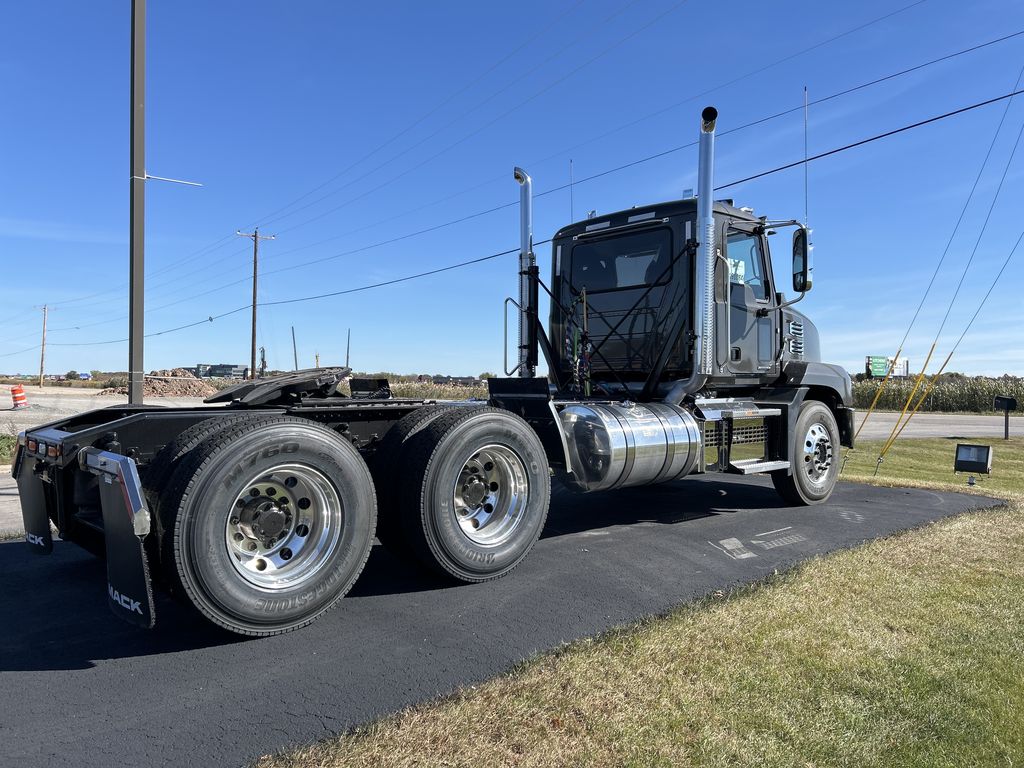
[803,85,810,226]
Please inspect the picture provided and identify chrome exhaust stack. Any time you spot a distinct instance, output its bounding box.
[665,106,718,404]
[696,106,717,379]
[514,167,538,378]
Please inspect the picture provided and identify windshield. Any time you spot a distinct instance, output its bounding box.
[569,228,672,294]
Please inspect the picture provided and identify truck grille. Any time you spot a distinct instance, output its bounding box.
[788,320,805,356]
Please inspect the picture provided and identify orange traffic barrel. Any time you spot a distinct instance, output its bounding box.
[11,384,28,409]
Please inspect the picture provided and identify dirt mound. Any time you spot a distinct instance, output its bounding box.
[100,368,218,398]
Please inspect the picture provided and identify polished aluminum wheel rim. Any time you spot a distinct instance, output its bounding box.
[224,463,343,590]
[452,444,529,546]
[802,423,834,485]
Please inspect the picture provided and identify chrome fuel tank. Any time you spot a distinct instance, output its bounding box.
[558,402,702,492]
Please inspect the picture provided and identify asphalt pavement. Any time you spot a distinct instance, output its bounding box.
[0,475,999,768]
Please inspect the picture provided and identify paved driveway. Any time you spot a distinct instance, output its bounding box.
[0,476,998,768]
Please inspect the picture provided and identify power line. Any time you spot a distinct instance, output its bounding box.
[45,245,530,348]
[851,60,1024,443]
[252,0,589,228]
[16,82,1024,353]
[24,3,594,318]
[9,10,1000,326]
[267,0,692,237]
[714,87,1024,191]
[261,0,929,237]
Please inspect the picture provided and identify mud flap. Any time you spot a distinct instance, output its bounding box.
[80,449,156,629]
[14,446,54,554]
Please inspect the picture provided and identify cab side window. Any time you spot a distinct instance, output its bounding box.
[726,231,767,301]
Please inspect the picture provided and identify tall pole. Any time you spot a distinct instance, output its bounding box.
[291,326,298,370]
[237,228,275,380]
[129,0,146,404]
[38,305,48,388]
[345,328,350,368]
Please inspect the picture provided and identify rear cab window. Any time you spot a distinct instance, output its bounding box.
[570,228,673,294]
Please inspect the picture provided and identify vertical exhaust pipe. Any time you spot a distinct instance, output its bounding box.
[696,106,717,378]
[514,167,537,378]
[664,106,717,405]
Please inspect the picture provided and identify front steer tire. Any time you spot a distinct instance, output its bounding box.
[771,400,841,505]
[399,407,550,583]
[161,416,376,636]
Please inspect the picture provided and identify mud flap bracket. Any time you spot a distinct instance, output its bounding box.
[80,448,156,629]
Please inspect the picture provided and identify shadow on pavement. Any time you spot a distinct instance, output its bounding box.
[0,476,807,672]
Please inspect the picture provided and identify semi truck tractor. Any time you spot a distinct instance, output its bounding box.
[12,107,853,635]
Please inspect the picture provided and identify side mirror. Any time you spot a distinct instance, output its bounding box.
[792,228,812,293]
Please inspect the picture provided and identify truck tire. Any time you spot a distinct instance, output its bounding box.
[144,413,262,511]
[161,415,376,636]
[144,413,266,579]
[399,407,550,583]
[372,404,479,558]
[771,400,840,505]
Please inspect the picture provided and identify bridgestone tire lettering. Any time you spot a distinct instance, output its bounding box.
[160,415,376,636]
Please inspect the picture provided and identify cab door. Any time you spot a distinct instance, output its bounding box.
[724,223,778,378]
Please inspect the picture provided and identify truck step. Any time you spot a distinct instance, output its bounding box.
[727,458,790,475]
[695,398,782,421]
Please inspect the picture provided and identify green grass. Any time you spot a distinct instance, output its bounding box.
[842,435,1024,496]
[254,437,1024,768]
[0,433,15,464]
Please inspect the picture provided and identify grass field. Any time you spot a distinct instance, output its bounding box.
[0,433,15,464]
[255,436,1024,768]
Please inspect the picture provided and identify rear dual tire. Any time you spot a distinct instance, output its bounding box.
[379,407,551,583]
[160,416,376,636]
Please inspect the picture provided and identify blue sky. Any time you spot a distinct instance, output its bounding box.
[2,0,1024,377]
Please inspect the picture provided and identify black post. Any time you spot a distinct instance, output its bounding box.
[128,0,145,404]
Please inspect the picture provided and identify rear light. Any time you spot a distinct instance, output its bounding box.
[27,439,37,452]
[47,445,61,458]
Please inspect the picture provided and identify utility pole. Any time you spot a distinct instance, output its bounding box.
[345,328,351,368]
[291,326,298,371]
[237,228,275,380]
[129,0,145,404]
[38,305,48,388]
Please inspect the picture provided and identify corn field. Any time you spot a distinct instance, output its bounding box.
[853,375,1023,413]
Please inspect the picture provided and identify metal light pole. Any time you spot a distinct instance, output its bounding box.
[38,305,48,388]
[129,0,145,404]
[127,0,201,401]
